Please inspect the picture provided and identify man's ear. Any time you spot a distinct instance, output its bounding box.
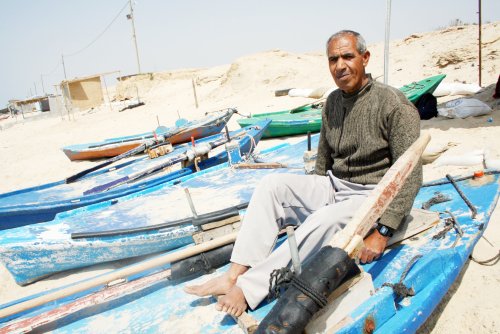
[362,50,371,67]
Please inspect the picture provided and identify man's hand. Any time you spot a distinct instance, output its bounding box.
[359,230,389,264]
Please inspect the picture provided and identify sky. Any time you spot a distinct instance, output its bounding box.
[1,0,499,106]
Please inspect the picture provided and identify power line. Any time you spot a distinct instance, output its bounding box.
[41,61,61,77]
[64,1,129,58]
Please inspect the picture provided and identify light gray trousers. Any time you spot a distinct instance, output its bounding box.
[230,173,374,309]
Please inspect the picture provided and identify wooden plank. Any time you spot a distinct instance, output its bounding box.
[200,215,241,231]
[193,221,241,244]
[235,312,259,334]
[215,296,259,334]
[388,208,440,247]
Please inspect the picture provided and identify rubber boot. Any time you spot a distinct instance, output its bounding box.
[256,246,360,334]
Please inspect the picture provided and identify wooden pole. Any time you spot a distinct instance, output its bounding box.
[0,232,238,319]
[478,0,482,87]
[128,0,141,74]
[102,75,113,112]
[61,54,67,80]
[192,77,199,108]
[0,269,172,334]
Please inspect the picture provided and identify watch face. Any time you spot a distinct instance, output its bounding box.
[377,225,392,237]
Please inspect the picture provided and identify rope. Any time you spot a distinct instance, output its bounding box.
[268,267,294,299]
[432,211,463,248]
[268,267,327,308]
[421,192,452,210]
[470,250,500,266]
[245,133,256,155]
[381,254,422,298]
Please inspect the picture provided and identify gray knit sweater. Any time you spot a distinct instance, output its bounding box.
[315,77,422,230]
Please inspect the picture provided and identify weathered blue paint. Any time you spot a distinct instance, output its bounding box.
[0,120,267,230]
[2,158,496,333]
[0,128,315,286]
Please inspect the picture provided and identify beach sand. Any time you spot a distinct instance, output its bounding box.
[1,22,499,332]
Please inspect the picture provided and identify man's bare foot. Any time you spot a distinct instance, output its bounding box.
[216,285,247,317]
[184,263,248,297]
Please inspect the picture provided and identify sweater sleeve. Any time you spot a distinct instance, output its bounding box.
[378,104,423,230]
[315,102,333,176]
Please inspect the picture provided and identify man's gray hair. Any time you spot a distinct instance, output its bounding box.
[326,30,367,54]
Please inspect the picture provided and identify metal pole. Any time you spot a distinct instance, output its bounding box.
[285,226,302,275]
[383,0,392,85]
[478,0,482,87]
[128,0,141,74]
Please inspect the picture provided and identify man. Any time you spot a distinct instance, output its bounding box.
[185,30,422,317]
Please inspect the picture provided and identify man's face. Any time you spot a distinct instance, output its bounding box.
[327,35,370,94]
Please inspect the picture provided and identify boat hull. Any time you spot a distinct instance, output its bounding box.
[0,121,266,230]
[62,109,234,161]
[2,170,496,333]
[0,121,275,284]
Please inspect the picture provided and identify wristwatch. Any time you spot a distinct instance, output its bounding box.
[376,224,394,238]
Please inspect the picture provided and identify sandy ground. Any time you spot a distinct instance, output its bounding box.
[1,22,499,332]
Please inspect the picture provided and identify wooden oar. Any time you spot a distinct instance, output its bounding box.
[0,269,172,334]
[83,133,242,195]
[256,133,430,333]
[0,232,238,319]
[328,133,430,254]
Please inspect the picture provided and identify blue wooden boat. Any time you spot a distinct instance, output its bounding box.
[0,121,269,230]
[1,167,497,333]
[0,131,500,333]
[62,109,234,161]
[0,120,289,286]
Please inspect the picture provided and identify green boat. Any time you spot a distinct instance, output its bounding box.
[399,74,446,103]
[237,103,323,138]
[237,74,446,138]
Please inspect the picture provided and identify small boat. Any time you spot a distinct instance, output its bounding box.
[237,103,323,138]
[0,121,269,230]
[62,108,235,161]
[399,74,446,104]
[237,74,447,138]
[0,119,277,285]
[1,162,498,332]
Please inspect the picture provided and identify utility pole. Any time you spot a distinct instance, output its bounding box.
[478,0,482,87]
[127,0,142,74]
[61,54,67,80]
[383,0,392,85]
